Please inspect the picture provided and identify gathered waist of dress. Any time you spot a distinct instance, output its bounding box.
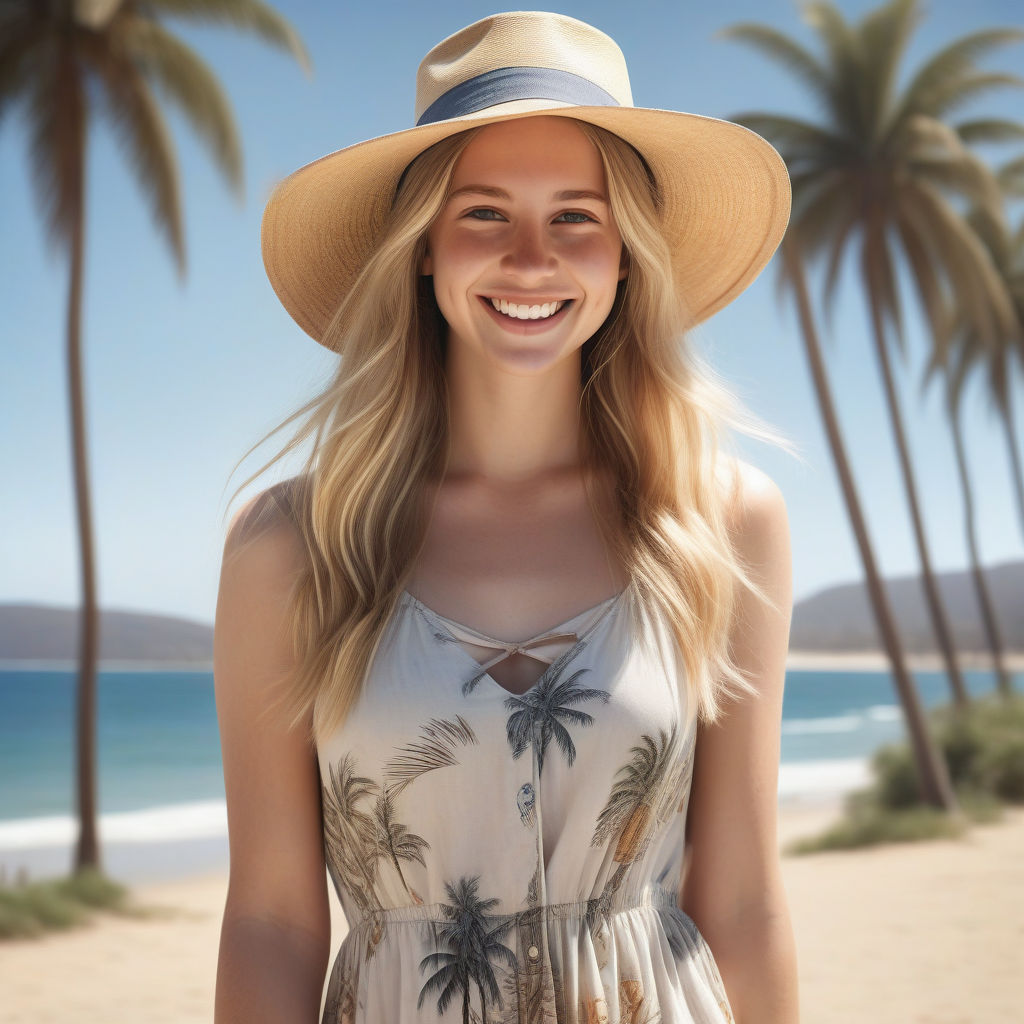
[343,882,683,931]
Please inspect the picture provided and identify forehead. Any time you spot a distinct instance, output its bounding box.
[451,116,606,191]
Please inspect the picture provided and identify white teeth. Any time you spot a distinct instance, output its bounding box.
[489,298,565,320]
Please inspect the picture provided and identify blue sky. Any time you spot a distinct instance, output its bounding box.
[1,0,1022,626]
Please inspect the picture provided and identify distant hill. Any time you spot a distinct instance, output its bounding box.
[0,559,1021,664]
[789,558,1023,654]
[0,605,214,665]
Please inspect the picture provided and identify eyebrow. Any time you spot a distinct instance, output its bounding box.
[448,185,608,202]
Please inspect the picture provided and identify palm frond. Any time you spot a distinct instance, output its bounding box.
[902,180,1016,346]
[789,171,857,264]
[899,114,1003,209]
[853,0,921,143]
[717,23,831,98]
[78,33,185,273]
[801,1,864,133]
[26,36,85,251]
[898,28,1024,116]
[0,15,49,128]
[802,1,856,71]
[142,0,312,75]
[861,228,905,358]
[996,155,1024,197]
[726,110,850,171]
[1013,218,1024,260]
[922,70,1024,119]
[821,199,860,319]
[945,333,979,414]
[115,15,244,194]
[893,212,952,360]
[955,118,1024,144]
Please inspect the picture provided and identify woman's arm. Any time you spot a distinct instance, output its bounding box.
[213,494,330,1023]
[681,461,800,1023]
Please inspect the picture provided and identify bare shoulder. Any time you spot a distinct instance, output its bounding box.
[714,455,789,566]
[223,476,308,576]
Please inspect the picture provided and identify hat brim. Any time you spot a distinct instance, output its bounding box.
[260,102,791,346]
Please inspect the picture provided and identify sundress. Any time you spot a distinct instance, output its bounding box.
[315,582,736,1023]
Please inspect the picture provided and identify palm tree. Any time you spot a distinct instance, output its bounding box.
[418,875,518,1024]
[926,174,1024,699]
[781,239,958,808]
[373,785,429,905]
[589,725,691,907]
[722,0,1024,714]
[0,0,309,873]
[944,157,1024,545]
[502,643,610,776]
[322,755,384,909]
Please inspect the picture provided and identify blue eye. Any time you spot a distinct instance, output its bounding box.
[466,208,504,220]
[556,211,595,223]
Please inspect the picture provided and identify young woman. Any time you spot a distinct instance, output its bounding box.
[214,11,800,1024]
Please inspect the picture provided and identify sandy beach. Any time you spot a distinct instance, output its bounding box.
[1,800,1021,1023]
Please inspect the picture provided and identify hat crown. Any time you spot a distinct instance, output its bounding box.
[415,11,633,123]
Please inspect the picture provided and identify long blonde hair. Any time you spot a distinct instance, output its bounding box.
[225,117,799,746]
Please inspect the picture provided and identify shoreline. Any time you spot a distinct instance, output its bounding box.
[1,781,862,887]
[786,649,1024,672]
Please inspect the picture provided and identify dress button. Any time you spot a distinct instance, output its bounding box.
[527,944,540,961]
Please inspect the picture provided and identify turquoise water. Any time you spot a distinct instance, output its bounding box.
[0,665,1017,826]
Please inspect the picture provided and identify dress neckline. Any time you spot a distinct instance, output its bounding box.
[402,587,628,699]
[401,588,624,646]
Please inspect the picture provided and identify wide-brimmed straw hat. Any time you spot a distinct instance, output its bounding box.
[261,10,791,348]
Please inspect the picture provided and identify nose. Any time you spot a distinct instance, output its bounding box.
[499,219,557,284]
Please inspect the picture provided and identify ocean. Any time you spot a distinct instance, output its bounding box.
[0,665,1017,883]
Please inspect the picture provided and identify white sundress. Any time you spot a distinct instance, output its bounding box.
[315,583,736,1023]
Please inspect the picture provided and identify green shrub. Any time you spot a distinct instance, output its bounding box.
[785,797,968,854]
[787,691,1023,855]
[53,866,128,911]
[870,693,1024,812]
[0,868,133,941]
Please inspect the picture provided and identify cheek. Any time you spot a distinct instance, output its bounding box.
[430,227,496,276]
[567,236,625,286]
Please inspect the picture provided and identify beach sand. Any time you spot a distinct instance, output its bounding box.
[1,802,1021,1023]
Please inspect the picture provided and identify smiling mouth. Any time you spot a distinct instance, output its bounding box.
[484,297,572,321]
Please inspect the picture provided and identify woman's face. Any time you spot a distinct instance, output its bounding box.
[423,116,627,374]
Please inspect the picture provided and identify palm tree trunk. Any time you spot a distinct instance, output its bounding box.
[1002,384,1024,544]
[783,242,958,811]
[67,103,100,875]
[861,238,969,710]
[476,979,489,1024]
[950,409,1014,698]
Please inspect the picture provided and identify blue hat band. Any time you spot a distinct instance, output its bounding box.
[416,66,621,127]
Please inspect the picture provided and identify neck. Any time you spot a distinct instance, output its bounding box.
[442,342,585,485]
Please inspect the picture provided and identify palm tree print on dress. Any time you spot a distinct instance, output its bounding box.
[576,978,662,1023]
[418,876,519,1024]
[384,715,479,798]
[586,725,692,931]
[503,642,610,776]
[322,969,358,1024]
[373,787,429,906]
[321,754,431,958]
